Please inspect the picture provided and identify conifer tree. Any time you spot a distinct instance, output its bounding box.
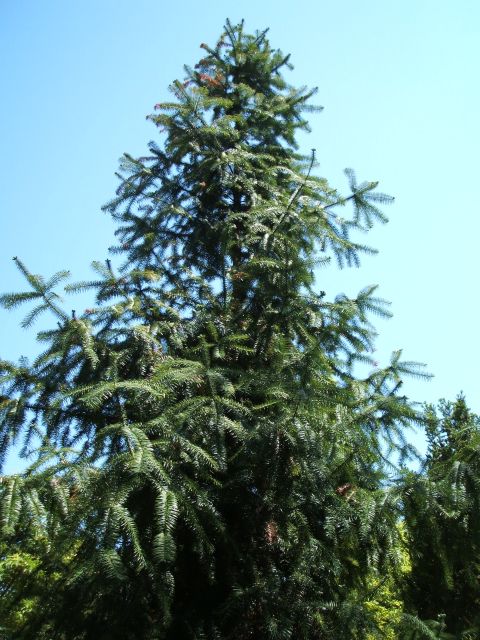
[402,397,480,638]
[0,20,427,639]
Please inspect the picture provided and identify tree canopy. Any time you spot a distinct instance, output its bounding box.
[1,20,478,640]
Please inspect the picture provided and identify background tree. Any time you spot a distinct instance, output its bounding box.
[0,20,426,639]
[401,397,480,638]
[0,537,70,640]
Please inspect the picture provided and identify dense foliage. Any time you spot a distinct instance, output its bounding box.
[1,20,477,640]
[401,397,480,638]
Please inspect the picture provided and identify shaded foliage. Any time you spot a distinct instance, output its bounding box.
[402,397,480,638]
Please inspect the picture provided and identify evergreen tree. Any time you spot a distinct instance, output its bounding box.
[0,21,427,639]
[402,397,480,638]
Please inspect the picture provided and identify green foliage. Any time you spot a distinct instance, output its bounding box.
[0,538,65,639]
[364,525,410,640]
[0,20,429,639]
[402,397,480,638]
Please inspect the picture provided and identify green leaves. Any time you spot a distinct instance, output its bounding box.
[0,258,69,327]
[1,475,23,534]
[153,531,176,564]
[156,489,178,532]
[402,398,480,636]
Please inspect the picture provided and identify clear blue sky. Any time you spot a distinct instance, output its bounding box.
[1,1,479,470]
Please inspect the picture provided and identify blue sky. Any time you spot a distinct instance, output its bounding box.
[1,1,479,469]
